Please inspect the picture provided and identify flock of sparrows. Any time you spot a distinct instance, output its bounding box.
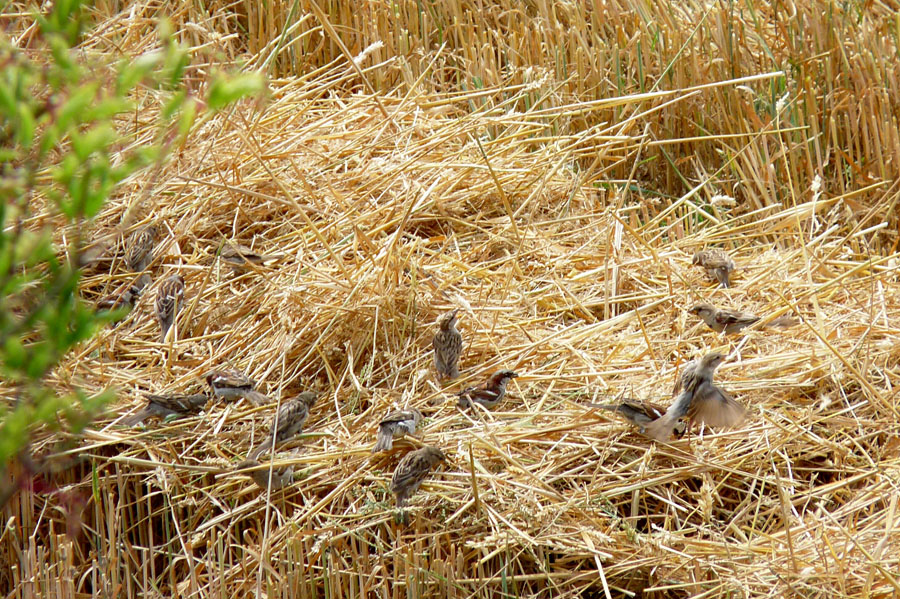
[100,225,796,521]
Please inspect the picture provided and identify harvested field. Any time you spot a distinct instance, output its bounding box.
[3,1,900,598]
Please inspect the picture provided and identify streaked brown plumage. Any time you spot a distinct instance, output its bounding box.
[457,370,518,410]
[672,359,699,397]
[155,274,184,342]
[122,392,208,426]
[692,249,735,288]
[249,392,318,459]
[205,369,269,405]
[235,459,294,490]
[433,309,463,380]
[689,303,797,335]
[124,224,159,271]
[645,352,745,441]
[373,408,424,452]
[390,446,446,508]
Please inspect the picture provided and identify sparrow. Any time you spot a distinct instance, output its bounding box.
[645,352,746,441]
[373,408,424,453]
[689,303,798,335]
[205,369,269,405]
[590,399,686,437]
[692,249,735,288]
[121,392,208,426]
[235,459,294,491]
[433,309,463,380]
[249,392,318,459]
[456,370,518,410]
[220,243,282,270]
[155,274,185,342]
[390,446,446,509]
[96,284,143,312]
[124,224,159,271]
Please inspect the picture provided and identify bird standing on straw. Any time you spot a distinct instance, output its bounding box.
[155,274,184,342]
[249,392,318,460]
[433,308,462,380]
[692,249,735,288]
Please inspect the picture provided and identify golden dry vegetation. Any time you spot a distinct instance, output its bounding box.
[4,1,900,597]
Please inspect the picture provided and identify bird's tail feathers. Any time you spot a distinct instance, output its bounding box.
[714,268,731,288]
[372,431,393,453]
[643,412,679,441]
[245,390,270,406]
[121,409,151,427]
[249,441,272,461]
[767,314,798,329]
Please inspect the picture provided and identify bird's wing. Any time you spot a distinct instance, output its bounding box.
[716,310,758,327]
[689,382,745,427]
[379,410,413,426]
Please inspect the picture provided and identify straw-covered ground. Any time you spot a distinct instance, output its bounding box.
[4,1,900,597]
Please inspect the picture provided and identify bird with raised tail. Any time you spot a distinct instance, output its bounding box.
[590,399,686,437]
[373,408,424,453]
[645,352,745,441]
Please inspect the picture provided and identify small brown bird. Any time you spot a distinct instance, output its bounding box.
[124,224,159,271]
[96,284,143,312]
[433,309,463,380]
[390,446,446,509]
[121,392,208,426]
[373,408,424,453]
[155,274,185,342]
[591,399,686,437]
[249,392,318,459]
[235,459,294,490]
[645,352,746,441]
[205,369,269,405]
[692,249,735,288]
[457,370,518,410]
[689,303,798,335]
[220,242,282,271]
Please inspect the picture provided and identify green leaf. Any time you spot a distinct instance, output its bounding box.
[0,82,15,116]
[0,405,31,463]
[165,50,190,89]
[26,342,55,380]
[57,84,97,133]
[161,89,186,120]
[3,336,26,371]
[34,393,64,424]
[177,97,198,138]
[39,123,61,158]
[85,96,132,122]
[71,125,116,161]
[116,51,163,94]
[207,72,265,110]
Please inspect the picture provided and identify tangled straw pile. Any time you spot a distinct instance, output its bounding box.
[5,2,900,598]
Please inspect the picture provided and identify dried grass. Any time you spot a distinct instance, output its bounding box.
[3,1,900,598]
